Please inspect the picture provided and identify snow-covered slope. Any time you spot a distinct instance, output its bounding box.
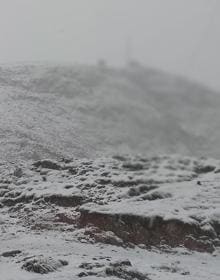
[1,64,220,279]
[0,155,219,279]
[1,63,220,162]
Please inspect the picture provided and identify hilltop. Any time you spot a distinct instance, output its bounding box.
[1,63,220,162]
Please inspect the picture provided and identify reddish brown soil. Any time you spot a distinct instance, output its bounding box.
[79,210,216,253]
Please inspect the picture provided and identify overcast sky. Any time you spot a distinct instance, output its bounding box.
[0,0,219,90]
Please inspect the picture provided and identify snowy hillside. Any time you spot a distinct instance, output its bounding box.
[0,155,219,279]
[1,63,220,162]
[1,63,220,279]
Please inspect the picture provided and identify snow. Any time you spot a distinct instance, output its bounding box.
[1,63,220,279]
[81,175,220,226]
[0,154,220,279]
[1,63,220,162]
[0,230,219,280]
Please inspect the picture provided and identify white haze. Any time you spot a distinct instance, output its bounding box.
[0,0,219,90]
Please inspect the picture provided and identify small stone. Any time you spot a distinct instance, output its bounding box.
[2,250,22,257]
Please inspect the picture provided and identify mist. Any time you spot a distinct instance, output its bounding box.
[0,0,219,90]
[1,1,220,277]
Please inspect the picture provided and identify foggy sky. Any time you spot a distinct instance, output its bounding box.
[0,0,219,90]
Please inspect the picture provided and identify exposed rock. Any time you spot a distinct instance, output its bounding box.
[83,227,124,247]
[112,179,154,188]
[55,212,77,224]
[79,211,216,253]
[127,187,141,197]
[194,165,216,174]
[105,266,148,280]
[1,194,34,207]
[127,185,159,197]
[110,260,132,267]
[33,160,61,170]
[79,262,105,270]
[140,191,172,201]
[2,250,22,257]
[13,167,23,178]
[122,162,144,171]
[78,259,148,280]
[43,194,85,207]
[64,184,74,189]
[22,257,68,274]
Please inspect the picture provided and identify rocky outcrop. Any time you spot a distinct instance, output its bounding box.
[33,160,62,170]
[1,155,219,255]
[22,257,68,274]
[79,210,216,253]
[43,194,86,207]
[78,259,149,279]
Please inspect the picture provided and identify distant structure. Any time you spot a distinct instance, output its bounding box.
[97,59,107,69]
[124,36,141,68]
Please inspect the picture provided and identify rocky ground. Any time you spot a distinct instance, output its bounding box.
[0,154,220,279]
